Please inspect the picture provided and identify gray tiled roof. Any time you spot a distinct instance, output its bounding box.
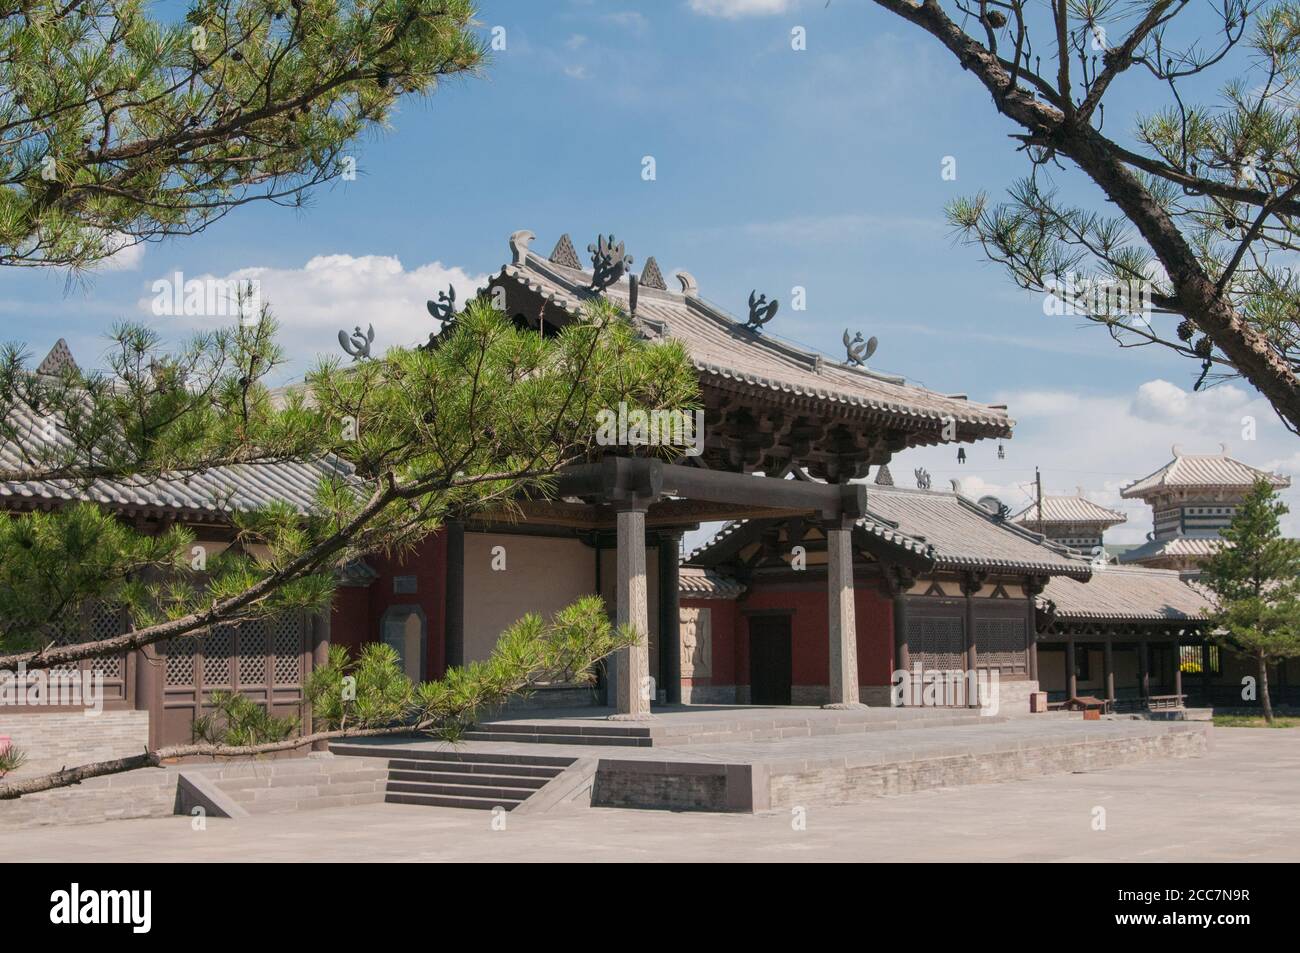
[2,388,353,519]
[1011,494,1126,527]
[862,486,1093,578]
[688,485,1092,578]
[1040,566,1215,621]
[1122,449,1290,499]
[1116,536,1224,564]
[679,566,744,599]
[497,234,1014,438]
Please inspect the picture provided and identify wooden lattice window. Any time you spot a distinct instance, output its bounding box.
[204,623,235,685]
[237,618,269,685]
[164,636,198,687]
[975,616,1028,674]
[909,615,965,670]
[272,615,302,686]
[86,605,127,680]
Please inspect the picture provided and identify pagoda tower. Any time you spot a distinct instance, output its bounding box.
[1117,445,1290,572]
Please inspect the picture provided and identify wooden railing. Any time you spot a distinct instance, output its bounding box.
[1146,694,1186,711]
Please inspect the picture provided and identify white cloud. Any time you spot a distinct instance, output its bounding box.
[688,0,798,17]
[892,378,1299,542]
[138,254,487,378]
[603,11,649,31]
[90,233,146,272]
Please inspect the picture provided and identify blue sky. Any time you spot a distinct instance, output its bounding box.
[3,0,1296,538]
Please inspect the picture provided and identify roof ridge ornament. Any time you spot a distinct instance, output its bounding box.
[914,467,931,490]
[842,329,878,367]
[745,290,778,332]
[338,324,375,361]
[640,256,667,290]
[424,284,458,347]
[509,229,536,265]
[588,233,632,291]
[36,338,79,376]
[676,270,698,295]
[549,233,583,270]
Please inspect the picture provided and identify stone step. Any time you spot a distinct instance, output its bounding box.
[331,743,576,768]
[387,779,537,800]
[385,791,523,811]
[386,758,562,779]
[460,730,653,747]
[387,768,550,789]
[476,721,652,738]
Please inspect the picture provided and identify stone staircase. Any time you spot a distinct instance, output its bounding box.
[332,744,577,811]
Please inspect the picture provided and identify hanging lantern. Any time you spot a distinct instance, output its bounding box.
[957,448,967,464]
[997,443,1006,460]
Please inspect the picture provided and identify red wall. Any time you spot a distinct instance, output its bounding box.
[330,529,449,679]
[700,582,893,689]
[681,596,738,693]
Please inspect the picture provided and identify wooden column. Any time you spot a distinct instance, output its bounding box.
[961,574,982,707]
[893,586,910,674]
[612,502,653,719]
[1202,641,1212,704]
[1103,637,1115,704]
[310,610,331,751]
[824,519,862,708]
[1139,640,1150,700]
[443,521,465,670]
[1173,643,1183,704]
[889,569,912,706]
[1066,638,1078,700]
[1025,576,1044,684]
[135,644,162,751]
[658,532,682,705]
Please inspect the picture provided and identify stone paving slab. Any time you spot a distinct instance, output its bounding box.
[476,703,993,737]
[4,729,1290,863]
[337,716,1200,774]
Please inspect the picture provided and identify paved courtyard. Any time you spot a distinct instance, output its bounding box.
[7,729,1297,862]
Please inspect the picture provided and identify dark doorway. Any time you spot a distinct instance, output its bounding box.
[749,615,792,705]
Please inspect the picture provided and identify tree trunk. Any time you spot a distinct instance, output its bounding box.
[1259,652,1274,725]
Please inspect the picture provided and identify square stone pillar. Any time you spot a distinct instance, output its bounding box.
[611,503,653,720]
[824,520,864,709]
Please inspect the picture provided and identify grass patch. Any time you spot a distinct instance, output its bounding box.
[1213,714,1300,728]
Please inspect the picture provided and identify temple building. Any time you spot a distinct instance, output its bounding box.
[1117,447,1291,572]
[3,228,1022,761]
[681,476,1091,709]
[1011,491,1126,553]
[5,231,1296,775]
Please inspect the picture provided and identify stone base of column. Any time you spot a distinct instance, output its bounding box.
[607,712,659,722]
[821,702,869,711]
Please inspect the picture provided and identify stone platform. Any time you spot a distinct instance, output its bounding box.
[333,705,1212,813]
[466,703,1007,747]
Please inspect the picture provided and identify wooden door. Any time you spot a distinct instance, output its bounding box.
[749,615,792,705]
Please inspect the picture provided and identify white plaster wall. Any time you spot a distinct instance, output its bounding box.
[463,533,598,663]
